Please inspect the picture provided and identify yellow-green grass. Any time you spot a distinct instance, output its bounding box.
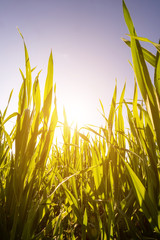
[1,1,160,239]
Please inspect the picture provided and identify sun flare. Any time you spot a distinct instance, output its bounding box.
[63,101,86,128]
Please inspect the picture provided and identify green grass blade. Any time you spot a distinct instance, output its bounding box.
[17,28,32,107]
[154,49,160,99]
[24,42,32,107]
[18,70,27,114]
[127,35,160,53]
[123,0,135,36]
[118,83,126,149]
[122,38,156,67]
[123,158,158,229]
[2,89,13,119]
[43,51,53,124]
[108,81,117,146]
[123,0,160,151]
[33,71,41,115]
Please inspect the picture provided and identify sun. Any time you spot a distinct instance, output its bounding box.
[63,101,86,128]
[54,100,88,144]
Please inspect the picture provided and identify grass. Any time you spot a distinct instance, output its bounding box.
[1,0,160,239]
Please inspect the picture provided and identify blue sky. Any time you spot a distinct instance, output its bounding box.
[1,0,160,130]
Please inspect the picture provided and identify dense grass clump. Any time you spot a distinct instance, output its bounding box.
[1,1,160,239]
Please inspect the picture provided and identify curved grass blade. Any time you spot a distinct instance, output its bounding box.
[2,112,19,126]
[122,38,156,67]
[122,158,158,230]
[17,28,32,107]
[127,35,160,53]
[2,89,13,119]
[123,0,160,151]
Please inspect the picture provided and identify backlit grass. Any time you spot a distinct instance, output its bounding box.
[1,1,160,239]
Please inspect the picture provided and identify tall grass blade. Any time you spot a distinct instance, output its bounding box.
[43,51,53,124]
[123,158,158,229]
[122,38,156,67]
[154,47,160,99]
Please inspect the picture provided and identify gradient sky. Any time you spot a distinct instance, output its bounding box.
[1,0,160,130]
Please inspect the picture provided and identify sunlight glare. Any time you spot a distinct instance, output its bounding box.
[63,101,87,128]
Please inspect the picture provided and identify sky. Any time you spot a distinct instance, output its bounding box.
[1,0,160,133]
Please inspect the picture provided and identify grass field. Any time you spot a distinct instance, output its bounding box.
[1,1,160,239]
